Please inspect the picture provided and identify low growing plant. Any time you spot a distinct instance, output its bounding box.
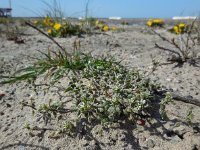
[33,16,85,37]
[147,19,165,27]
[1,47,165,129]
[66,57,160,125]
[49,21,85,37]
[159,92,174,120]
[94,20,119,32]
[168,23,188,34]
[1,19,171,132]
[94,20,107,31]
[150,55,160,71]
[185,107,194,125]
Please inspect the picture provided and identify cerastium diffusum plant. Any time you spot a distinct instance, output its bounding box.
[1,19,171,135]
[1,43,168,131]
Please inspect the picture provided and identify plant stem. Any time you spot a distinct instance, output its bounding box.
[25,21,71,57]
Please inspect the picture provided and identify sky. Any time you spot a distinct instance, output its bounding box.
[0,0,200,18]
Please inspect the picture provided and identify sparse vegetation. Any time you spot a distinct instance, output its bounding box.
[168,23,188,34]
[185,107,194,125]
[195,18,200,44]
[0,19,25,44]
[1,2,200,148]
[147,19,165,27]
[159,93,174,120]
[1,47,163,129]
[152,19,199,64]
[121,21,129,25]
[0,18,14,24]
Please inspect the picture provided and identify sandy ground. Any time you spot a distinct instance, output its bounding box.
[0,22,200,150]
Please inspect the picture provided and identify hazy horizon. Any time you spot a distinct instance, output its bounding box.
[0,0,200,18]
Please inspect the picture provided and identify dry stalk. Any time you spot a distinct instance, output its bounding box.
[25,21,71,57]
[152,19,198,63]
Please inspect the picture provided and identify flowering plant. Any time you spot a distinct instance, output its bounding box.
[95,20,108,32]
[147,19,165,27]
[47,22,62,37]
[33,16,55,28]
[43,16,54,27]
[39,16,85,37]
[103,25,109,32]
[169,23,187,34]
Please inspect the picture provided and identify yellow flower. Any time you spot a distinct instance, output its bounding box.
[103,26,109,32]
[54,23,61,31]
[112,26,117,31]
[147,19,164,27]
[179,23,185,27]
[146,19,164,27]
[172,23,186,34]
[48,29,52,34]
[147,21,153,26]
[179,23,186,32]
[153,19,164,24]
[173,26,179,34]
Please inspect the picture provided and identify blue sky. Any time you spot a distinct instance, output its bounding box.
[0,0,200,18]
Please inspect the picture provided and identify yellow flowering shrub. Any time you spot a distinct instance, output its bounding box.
[94,20,109,32]
[169,23,187,34]
[95,20,110,32]
[147,19,165,27]
[32,16,84,37]
[46,21,62,37]
[147,20,153,27]
[178,23,186,33]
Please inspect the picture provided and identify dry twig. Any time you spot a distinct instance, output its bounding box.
[25,21,71,57]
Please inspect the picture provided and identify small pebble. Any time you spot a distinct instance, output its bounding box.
[170,135,182,144]
[166,78,171,82]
